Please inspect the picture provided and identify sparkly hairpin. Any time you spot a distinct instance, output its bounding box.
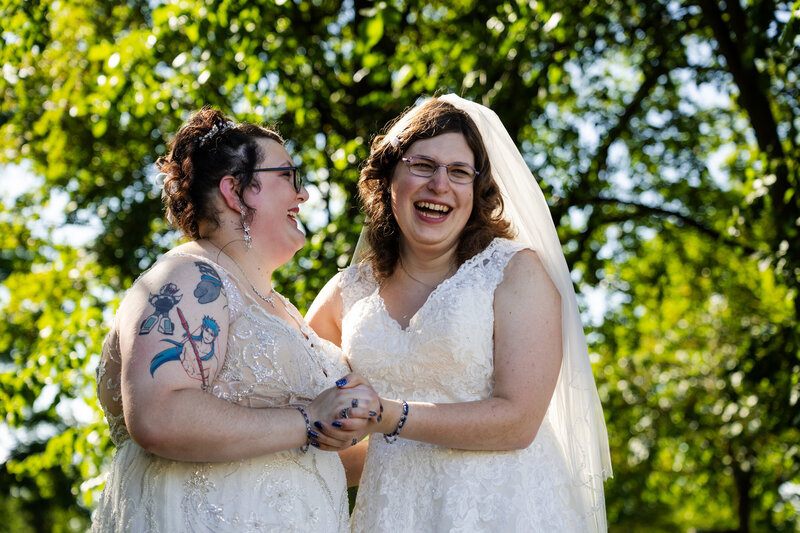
[198,120,234,147]
[388,135,401,148]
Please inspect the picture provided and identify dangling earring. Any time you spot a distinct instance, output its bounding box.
[240,206,252,249]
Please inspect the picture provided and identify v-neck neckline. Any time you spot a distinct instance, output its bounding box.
[374,257,465,332]
[371,238,502,332]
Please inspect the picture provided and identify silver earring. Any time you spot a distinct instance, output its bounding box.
[240,206,252,249]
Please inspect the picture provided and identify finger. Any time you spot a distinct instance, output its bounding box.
[334,373,370,389]
[338,394,379,415]
[311,421,353,446]
[312,441,350,452]
[338,407,377,420]
[329,417,370,432]
[307,429,350,450]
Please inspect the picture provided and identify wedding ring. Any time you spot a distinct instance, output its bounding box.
[351,398,359,408]
[340,407,349,419]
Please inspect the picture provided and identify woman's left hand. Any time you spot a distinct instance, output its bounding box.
[309,374,382,450]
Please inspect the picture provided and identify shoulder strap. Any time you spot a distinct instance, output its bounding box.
[338,262,378,316]
[460,238,529,292]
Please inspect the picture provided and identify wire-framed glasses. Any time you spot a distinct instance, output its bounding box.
[400,156,478,184]
[253,166,302,193]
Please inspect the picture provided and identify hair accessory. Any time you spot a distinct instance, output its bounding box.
[198,120,234,147]
[296,406,311,453]
[388,135,400,148]
[383,400,408,443]
[239,206,252,249]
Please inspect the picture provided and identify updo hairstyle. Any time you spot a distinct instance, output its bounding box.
[157,107,283,239]
[358,97,513,280]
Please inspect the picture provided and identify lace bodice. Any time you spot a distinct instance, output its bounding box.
[340,238,589,532]
[96,253,348,447]
[341,238,516,403]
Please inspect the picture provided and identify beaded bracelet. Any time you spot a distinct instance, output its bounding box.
[383,400,409,443]
[296,406,311,453]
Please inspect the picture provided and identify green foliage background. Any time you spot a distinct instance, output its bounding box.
[1,1,799,531]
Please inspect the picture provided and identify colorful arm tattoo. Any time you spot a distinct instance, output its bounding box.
[139,283,182,335]
[150,312,220,389]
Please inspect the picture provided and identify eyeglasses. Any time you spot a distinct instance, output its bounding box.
[400,156,478,184]
[253,166,303,193]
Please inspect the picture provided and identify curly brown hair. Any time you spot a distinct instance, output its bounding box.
[358,97,514,280]
[156,107,283,239]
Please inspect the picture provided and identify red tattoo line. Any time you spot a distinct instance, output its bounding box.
[176,307,207,389]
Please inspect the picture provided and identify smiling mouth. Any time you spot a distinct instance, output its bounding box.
[287,210,297,220]
[414,201,451,219]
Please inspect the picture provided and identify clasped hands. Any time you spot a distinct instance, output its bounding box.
[304,373,381,451]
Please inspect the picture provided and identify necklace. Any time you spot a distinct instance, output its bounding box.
[398,257,453,290]
[205,239,275,308]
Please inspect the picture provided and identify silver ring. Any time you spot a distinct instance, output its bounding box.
[340,407,349,419]
[351,398,359,408]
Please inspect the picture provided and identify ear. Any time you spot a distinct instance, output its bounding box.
[218,175,242,211]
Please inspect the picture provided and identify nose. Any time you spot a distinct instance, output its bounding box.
[297,184,310,203]
[427,165,450,193]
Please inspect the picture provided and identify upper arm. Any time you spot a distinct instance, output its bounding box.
[492,249,562,429]
[118,259,230,425]
[306,272,344,347]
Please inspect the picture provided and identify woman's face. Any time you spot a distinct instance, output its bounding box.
[244,137,309,260]
[390,132,474,257]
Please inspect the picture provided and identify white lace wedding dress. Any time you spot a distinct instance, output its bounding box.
[93,253,350,533]
[340,238,588,532]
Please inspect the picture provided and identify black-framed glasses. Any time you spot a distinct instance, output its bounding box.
[401,156,478,184]
[253,166,303,193]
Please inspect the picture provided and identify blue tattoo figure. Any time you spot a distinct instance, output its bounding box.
[139,283,182,335]
[194,262,222,303]
[150,315,220,386]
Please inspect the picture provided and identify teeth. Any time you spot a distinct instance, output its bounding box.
[287,211,297,219]
[415,201,451,213]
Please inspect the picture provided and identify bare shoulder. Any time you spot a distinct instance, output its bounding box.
[306,271,344,346]
[498,248,558,297]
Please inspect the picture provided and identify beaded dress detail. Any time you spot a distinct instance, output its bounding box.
[341,238,588,532]
[93,253,350,532]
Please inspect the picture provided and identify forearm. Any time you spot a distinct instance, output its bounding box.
[126,388,308,462]
[375,396,543,451]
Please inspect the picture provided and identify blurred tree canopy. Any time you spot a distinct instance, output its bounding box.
[1,0,798,531]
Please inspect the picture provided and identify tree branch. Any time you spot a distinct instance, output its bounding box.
[583,196,760,255]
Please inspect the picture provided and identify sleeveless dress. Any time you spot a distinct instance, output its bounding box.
[92,253,351,533]
[340,238,588,532]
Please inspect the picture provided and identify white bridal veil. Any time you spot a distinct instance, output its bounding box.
[355,93,612,531]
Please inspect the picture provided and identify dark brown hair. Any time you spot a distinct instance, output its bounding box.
[358,97,513,280]
[157,107,283,239]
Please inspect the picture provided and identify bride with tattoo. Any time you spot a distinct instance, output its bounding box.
[92,108,378,532]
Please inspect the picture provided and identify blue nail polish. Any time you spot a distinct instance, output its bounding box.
[335,378,348,387]
[307,429,319,439]
[369,411,377,417]
[314,421,324,430]
[331,421,343,428]
[377,415,382,422]
[310,441,320,448]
